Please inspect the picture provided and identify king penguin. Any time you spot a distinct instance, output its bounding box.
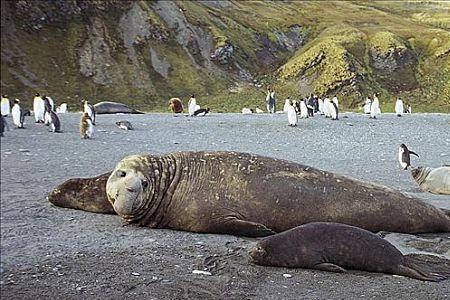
[287,101,298,126]
[12,99,26,128]
[33,93,45,123]
[1,94,11,116]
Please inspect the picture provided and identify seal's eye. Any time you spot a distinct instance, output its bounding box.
[142,179,149,189]
[117,170,126,177]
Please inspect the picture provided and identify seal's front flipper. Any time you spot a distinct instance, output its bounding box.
[219,217,276,237]
[314,263,346,273]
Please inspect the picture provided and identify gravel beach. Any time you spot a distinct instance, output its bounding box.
[1,112,450,299]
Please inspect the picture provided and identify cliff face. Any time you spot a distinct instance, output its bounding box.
[1,0,449,112]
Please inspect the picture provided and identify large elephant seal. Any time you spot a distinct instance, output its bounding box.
[93,101,143,114]
[248,222,447,282]
[411,166,450,195]
[48,151,450,236]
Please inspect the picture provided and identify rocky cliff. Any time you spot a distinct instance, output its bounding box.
[1,0,449,112]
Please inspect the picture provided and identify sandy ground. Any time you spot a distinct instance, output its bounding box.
[1,112,450,299]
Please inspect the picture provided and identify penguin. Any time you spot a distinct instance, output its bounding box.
[330,100,339,120]
[46,96,55,111]
[33,93,45,123]
[193,107,210,116]
[11,99,26,128]
[56,103,68,114]
[370,93,380,119]
[116,120,133,130]
[299,99,308,119]
[287,101,298,126]
[43,96,53,126]
[398,144,419,170]
[332,95,339,108]
[80,112,94,139]
[83,100,96,125]
[188,94,197,116]
[1,94,11,116]
[283,97,291,113]
[364,96,372,114]
[323,97,331,118]
[0,114,9,137]
[395,97,404,117]
[47,110,61,133]
[318,98,324,115]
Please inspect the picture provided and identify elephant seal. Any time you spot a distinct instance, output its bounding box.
[48,151,450,236]
[93,101,143,114]
[248,222,447,282]
[48,172,115,214]
[411,166,450,195]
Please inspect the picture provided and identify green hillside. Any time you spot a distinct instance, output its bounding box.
[1,0,449,112]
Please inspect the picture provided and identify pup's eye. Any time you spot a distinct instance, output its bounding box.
[118,170,126,177]
[142,180,149,189]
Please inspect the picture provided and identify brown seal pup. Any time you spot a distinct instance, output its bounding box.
[411,166,450,195]
[168,98,183,113]
[48,172,115,214]
[248,222,447,282]
[48,151,450,236]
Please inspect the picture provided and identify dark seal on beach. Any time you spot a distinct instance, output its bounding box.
[48,151,450,236]
[93,101,143,114]
[249,222,448,282]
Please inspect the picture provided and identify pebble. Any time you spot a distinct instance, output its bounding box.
[192,270,212,276]
[131,272,140,276]
[18,149,30,152]
[283,273,292,278]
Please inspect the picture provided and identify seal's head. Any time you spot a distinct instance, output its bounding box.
[106,155,153,221]
[248,243,269,265]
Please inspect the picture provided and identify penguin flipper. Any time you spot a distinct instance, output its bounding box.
[409,151,419,158]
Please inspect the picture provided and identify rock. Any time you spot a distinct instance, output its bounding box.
[283,273,292,278]
[192,270,212,276]
[131,272,140,276]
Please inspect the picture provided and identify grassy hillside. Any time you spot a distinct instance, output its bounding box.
[1,0,449,112]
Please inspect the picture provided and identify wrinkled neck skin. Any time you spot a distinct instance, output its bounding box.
[411,167,430,186]
[118,154,181,228]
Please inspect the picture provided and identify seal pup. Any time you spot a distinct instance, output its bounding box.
[411,166,450,195]
[47,110,61,133]
[116,120,133,130]
[94,102,144,114]
[249,222,447,282]
[169,98,183,114]
[287,101,298,126]
[80,112,94,139]
[398,144,419,170]
[1,94,10,116]
[11,99,26,129]
[33,93,45,123]
[49,151,450,236]
[83,100,96,125]
[395,97,404,117]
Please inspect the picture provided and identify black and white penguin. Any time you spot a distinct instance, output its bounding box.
[398,144,419,170]
[330,101,339,120]
[116,120,133,130]
[47,110,61,133]
[33,93,45,123]
[1,94,11,116]
[83,100,96,125]
[299,99,308,119]
[287,101,298,126]
[193,107,210,116]
[43,96,53,126]
[12,99,26,128]
[0,114,9,137]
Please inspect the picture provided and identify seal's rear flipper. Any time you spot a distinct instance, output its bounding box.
[219,217,275,237]
[398,259,447,282]
[314,263,346,273]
